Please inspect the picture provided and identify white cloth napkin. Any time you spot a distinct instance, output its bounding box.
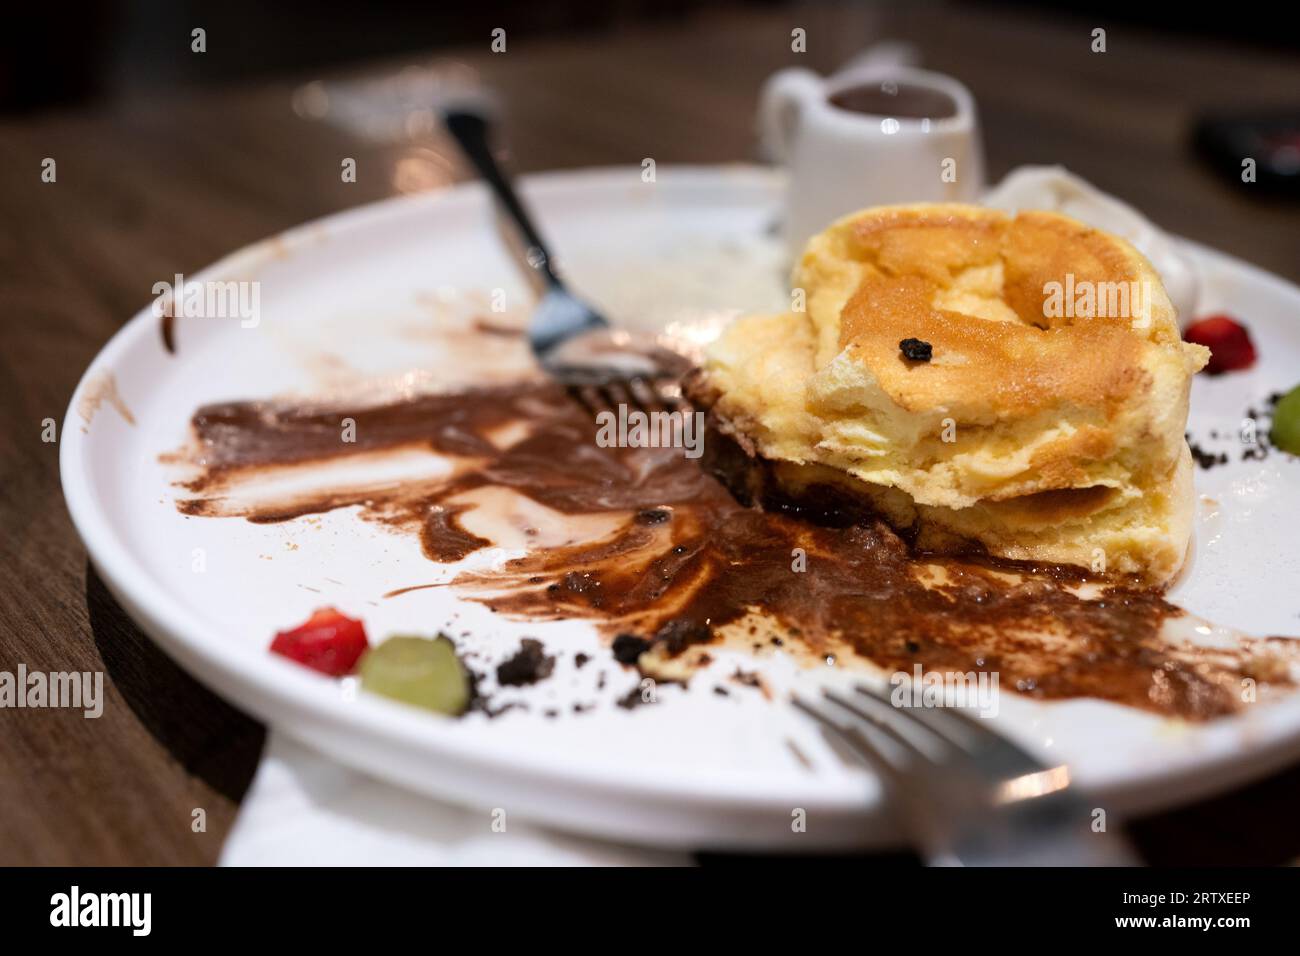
[981,165,1201,324]
[220,732,690,866]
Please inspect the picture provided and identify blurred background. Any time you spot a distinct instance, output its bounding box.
[5,1,1299,109]
[3,0,1296,276]
[3,0,1300,865]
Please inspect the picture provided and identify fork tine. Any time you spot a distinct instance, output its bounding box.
[567,383,610,418]
[598,379,633,415]
[850,682,967,749]
[853,682,1045,774]
[823,689,942,764]
[652,376,690,413]
[792,694,905,784]
[566,372,696,447]
[627,376,666,413]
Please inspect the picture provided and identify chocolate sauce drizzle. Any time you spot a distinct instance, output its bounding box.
[175,380,1295,720]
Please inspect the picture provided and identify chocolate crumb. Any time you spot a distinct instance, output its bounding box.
[650,618,712,656]
[730,668,774,700]
[617,684,651,710]
[612,633,651,664]
[899,338,933,362]
[713,686,730,697]
[1188,440,1228,470]
[574,652,590,669]
[459,666,487,716]
[496,638,555,687]
[479,701,525,719]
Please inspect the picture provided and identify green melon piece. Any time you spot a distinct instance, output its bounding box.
[1270,386,1300,455]
[360,635,471,716]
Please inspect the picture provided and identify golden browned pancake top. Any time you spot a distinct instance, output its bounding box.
[835,206,1175,417]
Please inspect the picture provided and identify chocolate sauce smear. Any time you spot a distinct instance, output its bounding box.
[175,380,1295,720]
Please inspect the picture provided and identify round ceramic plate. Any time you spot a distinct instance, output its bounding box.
[61,166,1300,850]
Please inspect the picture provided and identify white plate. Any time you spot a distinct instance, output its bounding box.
[61,166,1300,850]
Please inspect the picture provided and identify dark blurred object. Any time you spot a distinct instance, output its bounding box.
[0,0,731,112]
[0,4,119,111]
[976,0,1300,51]
[1195,111,1300,197]
[8,1,1298,115]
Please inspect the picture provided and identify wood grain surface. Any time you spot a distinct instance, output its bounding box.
[2,3,1297,865]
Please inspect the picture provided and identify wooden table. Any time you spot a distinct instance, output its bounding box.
[3,4,1298,865]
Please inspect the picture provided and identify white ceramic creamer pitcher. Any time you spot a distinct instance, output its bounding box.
[759,62,986,258]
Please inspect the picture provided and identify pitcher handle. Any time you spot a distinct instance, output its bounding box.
[757,68,822,164]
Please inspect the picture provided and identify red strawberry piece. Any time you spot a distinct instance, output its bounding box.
[1184,315,1257,375]
[270,607,369,676]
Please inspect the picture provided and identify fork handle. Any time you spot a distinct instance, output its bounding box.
[443,110,562,289]
[941,825,1142,867]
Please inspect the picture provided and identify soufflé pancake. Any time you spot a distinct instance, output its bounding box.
[692,203,1209,585]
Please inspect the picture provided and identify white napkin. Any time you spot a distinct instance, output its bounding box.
[982,165,1201,324]
[220,732,691,866]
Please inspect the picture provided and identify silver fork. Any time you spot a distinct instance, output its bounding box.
[794,683,1140,866]
[443,110,687,414]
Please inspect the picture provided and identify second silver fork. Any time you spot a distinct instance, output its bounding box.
[795,683,1140,866]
